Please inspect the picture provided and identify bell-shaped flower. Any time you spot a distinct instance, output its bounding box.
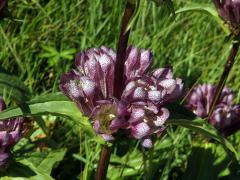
[185,84,234,118]
[0,97,27,171]
[185,84,240,136]
[213,0,240,34]
[60,46,183,147]
[210,104,240,136]
[124,46,152,79]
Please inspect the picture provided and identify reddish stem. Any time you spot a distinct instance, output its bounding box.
[208,40,240,119]
[113,1,135,99]
[96,145,112,180]
[96,2,135,180]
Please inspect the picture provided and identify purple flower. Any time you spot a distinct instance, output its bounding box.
[0,97,27,171]
[213,0,240,34]
[60,46,183,147]
[185,84,240,136]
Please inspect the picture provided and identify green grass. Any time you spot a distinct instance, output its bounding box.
[1,0,238,93]
[1,0,240,179]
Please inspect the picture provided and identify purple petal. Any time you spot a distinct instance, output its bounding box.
[0,152,9,171]
[80,76,96,97]
[117,100,128,117]
[133,87,146,100]
[60,71,97,116]
[101,134,114,141]
[110,118,128,132]
[125,46,152,79]
[141,138,153,148]
[93,120,101,133]
[153,67,173,79]
[131,122,150,139]
[74,47,116,98]
[0,97,6,112]
[158,79,176,90]
[100,46,116,60]
[0,131,9,146]
[154,108,169,127]
[148,90,162,102]
[9,129,21,145]
[131,108,145,120]
[213,0,240,30]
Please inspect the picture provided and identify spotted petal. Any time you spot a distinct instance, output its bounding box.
[125,46,152,79]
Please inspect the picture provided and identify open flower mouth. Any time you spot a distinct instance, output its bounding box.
[94,103,117,134]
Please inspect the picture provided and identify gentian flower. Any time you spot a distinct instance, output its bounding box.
[60,46,183,148]
[0,97,27,171]
[213,0,240,34]
[185,84,240,136]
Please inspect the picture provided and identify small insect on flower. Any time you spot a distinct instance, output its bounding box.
[185,84,240,136]
[60,46,183,148]
[213,0,240,35]
[0,97,28,171]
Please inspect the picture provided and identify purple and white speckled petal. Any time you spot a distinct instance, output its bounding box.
[141,138,153,148]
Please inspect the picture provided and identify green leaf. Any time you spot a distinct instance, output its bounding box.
[37,149,66,174]
[183,144,231,180]
[0,92,95,136]
[175,4,230,35]
[166,103,196,120]
[41,45,58,54]
[109,149,143,178]
[60,48,76,58]
[23,149,67,175]
[167,119,239,161]
[0,160,54,180]
[150,0,175,15]
[0,68,31,103]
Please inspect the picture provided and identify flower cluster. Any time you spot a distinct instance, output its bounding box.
[185,84,240,136]
[0,97,27,171]
[213,0,240,35]
[60,46,183,147]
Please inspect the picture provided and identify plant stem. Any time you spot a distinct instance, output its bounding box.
[96,145,112,180]
[208,40,240,118]
[96,2,136,179]
[114,1,135,99]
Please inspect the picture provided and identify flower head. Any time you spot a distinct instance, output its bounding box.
[185,84,240,136]
[0,97,27,171]
[60,46,183,147]
[213,0,240,34]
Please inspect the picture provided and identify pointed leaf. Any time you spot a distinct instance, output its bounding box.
[0,92,94,135]
[0,68,31,103]
[0,160,53,180]
[167,119,239,161]
[23,149,67,175]
[175,4,230,35]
